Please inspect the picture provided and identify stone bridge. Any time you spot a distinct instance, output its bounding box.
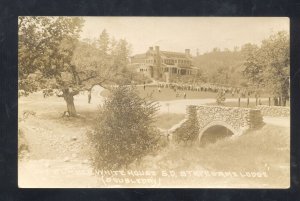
[169,105,264,142]
[194,105,264,141]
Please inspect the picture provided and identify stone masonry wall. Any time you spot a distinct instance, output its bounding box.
[256,105,290,117]
[191,105,264,135]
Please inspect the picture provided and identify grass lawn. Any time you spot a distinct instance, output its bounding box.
[154,113,186,130]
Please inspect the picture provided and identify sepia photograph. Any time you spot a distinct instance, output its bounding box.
[18,17,290,188]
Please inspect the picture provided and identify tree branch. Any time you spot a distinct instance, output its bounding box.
[70,90,79,96]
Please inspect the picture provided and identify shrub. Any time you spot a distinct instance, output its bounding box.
[216,89,226,105]
[90,86,161,170]
[173,106,199,145]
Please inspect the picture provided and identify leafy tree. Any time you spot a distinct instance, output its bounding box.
[18,17,85,116]
[261,31,289,105]
[242,31,289,105]
[89,86,161,170]
[19,17,133,116]
[241,43,264,91]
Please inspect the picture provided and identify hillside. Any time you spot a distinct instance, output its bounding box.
[192,50,246,86]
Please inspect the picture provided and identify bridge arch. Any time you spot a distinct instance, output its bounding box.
[198,120,241,142]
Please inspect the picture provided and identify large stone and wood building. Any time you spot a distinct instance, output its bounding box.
[130,46,199,82]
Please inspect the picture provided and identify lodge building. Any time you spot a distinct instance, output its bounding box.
[130,46,199,82]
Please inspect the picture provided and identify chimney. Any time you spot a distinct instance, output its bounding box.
[185,49,190,56]
[149,46,153,51]
[155,46,160,54]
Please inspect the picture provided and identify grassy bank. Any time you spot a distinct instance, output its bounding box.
[154,113,186,130]
[134,124,289,187]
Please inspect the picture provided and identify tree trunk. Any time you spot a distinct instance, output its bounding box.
[274,97,278,106]
[61,88,78,117]
[282,97,287,106]
[65,94,77,117]
[279,97,282,106]
[88,89,92,104]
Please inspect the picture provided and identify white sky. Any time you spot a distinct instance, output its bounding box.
[80,17,289,56]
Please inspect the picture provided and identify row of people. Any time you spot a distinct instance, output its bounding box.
[149,82,259,98]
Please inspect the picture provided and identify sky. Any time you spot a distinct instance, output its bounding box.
[80,17,289,56]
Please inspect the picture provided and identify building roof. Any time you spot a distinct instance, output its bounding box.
[131,48,192,59]
[160,51,189,59]
[131,53,147,59]
[150,50,191,60]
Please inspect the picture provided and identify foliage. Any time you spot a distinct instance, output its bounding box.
[241,43,263,88]
[111,39,131,70]
[71,32,133,88]
[89,86,161,170]
[18,17,84,88]
[173,106,199,144]
[98,29,110,55]
[261,31,290,98]
[18,16,135,116]
[193,49,244,86]
[242,31,289,105]
[216,89,226,105]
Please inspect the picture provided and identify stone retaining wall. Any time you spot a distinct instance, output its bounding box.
[256,105,290,117]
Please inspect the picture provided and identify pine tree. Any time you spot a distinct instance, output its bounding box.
[98,29,110,56]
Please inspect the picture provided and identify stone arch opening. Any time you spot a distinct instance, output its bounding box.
[199,125,234,147]
[198,121,238,147]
